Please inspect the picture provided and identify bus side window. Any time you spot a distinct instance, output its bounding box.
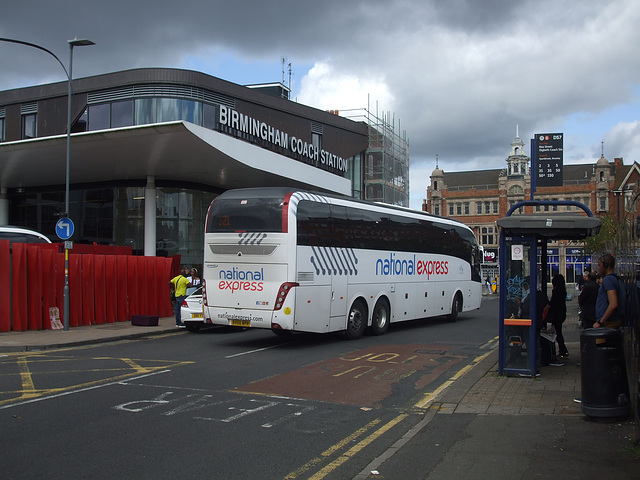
[330,205,348,248]
[297,200,331,247]
[297,201,311,245]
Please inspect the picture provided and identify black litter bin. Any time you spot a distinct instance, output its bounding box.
[580,328,631,417]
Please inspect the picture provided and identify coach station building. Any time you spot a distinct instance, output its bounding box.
[0,68,409,265]
[423,130,640,283]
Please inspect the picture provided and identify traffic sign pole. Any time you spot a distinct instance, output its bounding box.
[55,217,75,331]
[64,247,69,331]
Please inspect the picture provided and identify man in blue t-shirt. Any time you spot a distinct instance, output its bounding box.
[594,253,620,329]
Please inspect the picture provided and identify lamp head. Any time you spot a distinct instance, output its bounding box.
[68,38,95,48]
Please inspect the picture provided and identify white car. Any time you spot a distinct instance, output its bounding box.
[0,225,51,244]
[180,286,204,332]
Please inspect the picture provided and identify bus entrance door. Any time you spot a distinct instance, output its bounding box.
[329,258,347,329]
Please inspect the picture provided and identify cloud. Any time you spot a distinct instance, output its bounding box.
[1,0,639,210]
[606,121,640,160]
[297,62,393,112]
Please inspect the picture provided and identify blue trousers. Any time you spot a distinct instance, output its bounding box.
[174,295,186,325]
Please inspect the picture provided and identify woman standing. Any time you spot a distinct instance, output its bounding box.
[190,267,202,288]
[549,274,568,359]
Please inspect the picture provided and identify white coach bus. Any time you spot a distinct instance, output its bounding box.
[202,188,482,339]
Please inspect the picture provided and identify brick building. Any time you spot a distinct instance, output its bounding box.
[423,130,640,283]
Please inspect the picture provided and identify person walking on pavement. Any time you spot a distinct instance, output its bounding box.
[169,266,191,327]
[485,275,492,295]
[593,253,621,329]
[578,270,598,328]
[548,273,568,360]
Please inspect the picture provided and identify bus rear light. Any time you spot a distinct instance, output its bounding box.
[202,279,207,306]
[274,282,299,310]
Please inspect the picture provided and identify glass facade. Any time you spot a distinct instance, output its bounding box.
[10,186,218,266]
[3,83,368,264]
[85,97,208,132]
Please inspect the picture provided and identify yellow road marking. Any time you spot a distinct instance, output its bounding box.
[414,346,495,409]
[307,414,408,480]
[284,418,382,479]
[0,354,193,407]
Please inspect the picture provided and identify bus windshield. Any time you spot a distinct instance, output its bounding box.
[206,197,284,233]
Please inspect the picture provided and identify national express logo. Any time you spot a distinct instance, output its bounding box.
[376,253,449,280]
[218,267,264,293]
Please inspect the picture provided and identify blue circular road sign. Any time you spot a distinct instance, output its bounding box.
[55,217,75,240]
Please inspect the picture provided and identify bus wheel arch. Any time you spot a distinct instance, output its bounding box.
[370,297,390,336]
[346,298,368,340]
[447,291,463,322]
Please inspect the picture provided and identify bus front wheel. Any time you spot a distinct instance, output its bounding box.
[346,300,367,340]
[370,298,390,335]
[447,293,462,322]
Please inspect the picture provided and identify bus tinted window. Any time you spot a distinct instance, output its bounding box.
[297,201,331,246]
[206,197,283,233]
[295,199,480,276]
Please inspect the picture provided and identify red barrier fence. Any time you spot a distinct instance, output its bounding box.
[0,240,178,332]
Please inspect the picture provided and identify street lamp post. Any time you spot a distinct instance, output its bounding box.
[63,38,94,331]
[0,37,94,331]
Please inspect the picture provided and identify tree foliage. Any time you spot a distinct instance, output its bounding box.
[583,213,620,257]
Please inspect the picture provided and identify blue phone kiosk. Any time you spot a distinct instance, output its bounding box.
[496,201,601,376]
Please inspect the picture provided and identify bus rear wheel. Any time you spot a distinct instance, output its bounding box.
[447,293,462,322]
[346,300,367,340]
[370,298,390,335]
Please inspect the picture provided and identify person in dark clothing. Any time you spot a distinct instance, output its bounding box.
[549,274,568,358]
[594,253,621,329]
[578,270,598,328]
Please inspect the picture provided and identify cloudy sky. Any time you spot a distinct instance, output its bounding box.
[2,0,639,209]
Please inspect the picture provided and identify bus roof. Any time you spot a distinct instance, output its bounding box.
[214,187,472,233]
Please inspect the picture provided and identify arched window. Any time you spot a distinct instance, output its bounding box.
[508,185,523,195]
[600,171,605,182]
[434,181,438,191]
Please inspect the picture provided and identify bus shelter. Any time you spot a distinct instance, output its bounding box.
[496,201,601,376]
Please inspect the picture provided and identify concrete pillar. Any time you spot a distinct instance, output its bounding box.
[144,176,157,257]
[0,188,8,225]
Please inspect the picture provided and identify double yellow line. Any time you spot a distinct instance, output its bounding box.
[286,341,498,479]
[284,413,408,480]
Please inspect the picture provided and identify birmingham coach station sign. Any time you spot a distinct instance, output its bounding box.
[217,105,349,176]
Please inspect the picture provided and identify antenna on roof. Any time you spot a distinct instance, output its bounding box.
[282,58,285,84]
[601,140,604,157]
[436,153,439,169]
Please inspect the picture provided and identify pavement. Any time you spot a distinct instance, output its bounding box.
[0,315,180,351]
[1,301,638,478]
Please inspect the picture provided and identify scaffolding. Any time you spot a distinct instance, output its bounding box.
[341,99,409,207]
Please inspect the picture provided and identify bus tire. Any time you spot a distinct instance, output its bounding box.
[272,328,293,337]
[346,300,367,340]
[370,298,390,335]
[447,293,462,322]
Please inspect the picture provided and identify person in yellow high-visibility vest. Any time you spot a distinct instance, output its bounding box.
[170,266,191,327]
